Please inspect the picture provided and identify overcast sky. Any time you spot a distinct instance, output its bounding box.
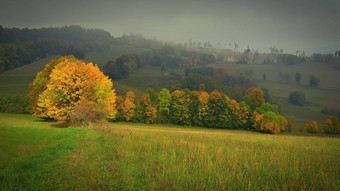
[1,0,339,54]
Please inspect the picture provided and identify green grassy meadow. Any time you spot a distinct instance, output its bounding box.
[1,113,339,190]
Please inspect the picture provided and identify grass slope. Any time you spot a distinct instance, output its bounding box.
[1,113,339,190]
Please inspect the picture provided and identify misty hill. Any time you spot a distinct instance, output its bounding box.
[0,25,113,43]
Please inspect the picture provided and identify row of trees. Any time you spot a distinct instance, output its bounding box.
[28,56,340,134]
[29,56,289,134]
[111,87,289,134]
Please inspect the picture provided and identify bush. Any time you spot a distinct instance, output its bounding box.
[0,95,30,113]
[289,91,307,106]
[69,101,108,127]
[299,126,304,132]
[309,74,320,87]
[306,121,318,133]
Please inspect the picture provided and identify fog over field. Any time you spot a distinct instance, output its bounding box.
[1,0,339,54]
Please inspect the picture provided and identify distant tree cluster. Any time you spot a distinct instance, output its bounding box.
[312,53,340,69]
[104,45,218,80]
[276,54,299,65]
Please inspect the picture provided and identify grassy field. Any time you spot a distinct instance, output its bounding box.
[1,113,339,190]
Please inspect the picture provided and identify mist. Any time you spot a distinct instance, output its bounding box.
[1,0,339,54]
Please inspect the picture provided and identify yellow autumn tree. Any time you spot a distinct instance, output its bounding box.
[244,87,265,110]
[28,55,78,117]
[35,56,117,121]
[122,91,136,121]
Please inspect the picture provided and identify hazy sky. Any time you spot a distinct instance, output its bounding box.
[1,0,339,54]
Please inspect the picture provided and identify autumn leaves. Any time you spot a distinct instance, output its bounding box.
[28,56,289,134]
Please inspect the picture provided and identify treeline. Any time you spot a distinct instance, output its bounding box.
[0,25,112,44]
[0,25,113,72]
[114,87,288,134]
[0,41,84,72]
[312,53,340,69]
[112,33,158,48]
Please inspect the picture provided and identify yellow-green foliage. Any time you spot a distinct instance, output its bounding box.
[28,55,77,116]
[138,94,157,124]
[34,56,116,121]
[170,90,190,125]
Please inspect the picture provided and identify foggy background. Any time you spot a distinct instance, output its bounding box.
[1,0,339,54]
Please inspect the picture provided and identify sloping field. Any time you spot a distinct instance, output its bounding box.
[1,113,339,190]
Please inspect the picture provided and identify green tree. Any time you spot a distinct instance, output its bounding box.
[158,88,172,122]
[309,73,320,87]
[289,91,307,106]
[295,72,302,83]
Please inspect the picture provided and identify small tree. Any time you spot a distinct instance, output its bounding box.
[287,121,293,132]
[289,91,307,106]
[324,116,340,134]
[306,121,318,133]
[122,91,136,121]
[309,73,320,87]
[244,87,265,110]
[299,125,304,132]
[295,72,301,83]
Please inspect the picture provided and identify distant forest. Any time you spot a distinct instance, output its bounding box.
[0,25,113,72]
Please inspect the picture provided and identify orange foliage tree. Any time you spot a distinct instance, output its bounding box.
[35,56,116,121]
[198,91,210,126]
[306,120,318,133]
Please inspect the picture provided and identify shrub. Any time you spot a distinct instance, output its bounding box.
[309,73,320,87]
[306,121,318,133]
[69,101,109,127]
[289,91,307,106]
[287,121,293,132]
[0,95,30,114]
[299,126,304,133]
